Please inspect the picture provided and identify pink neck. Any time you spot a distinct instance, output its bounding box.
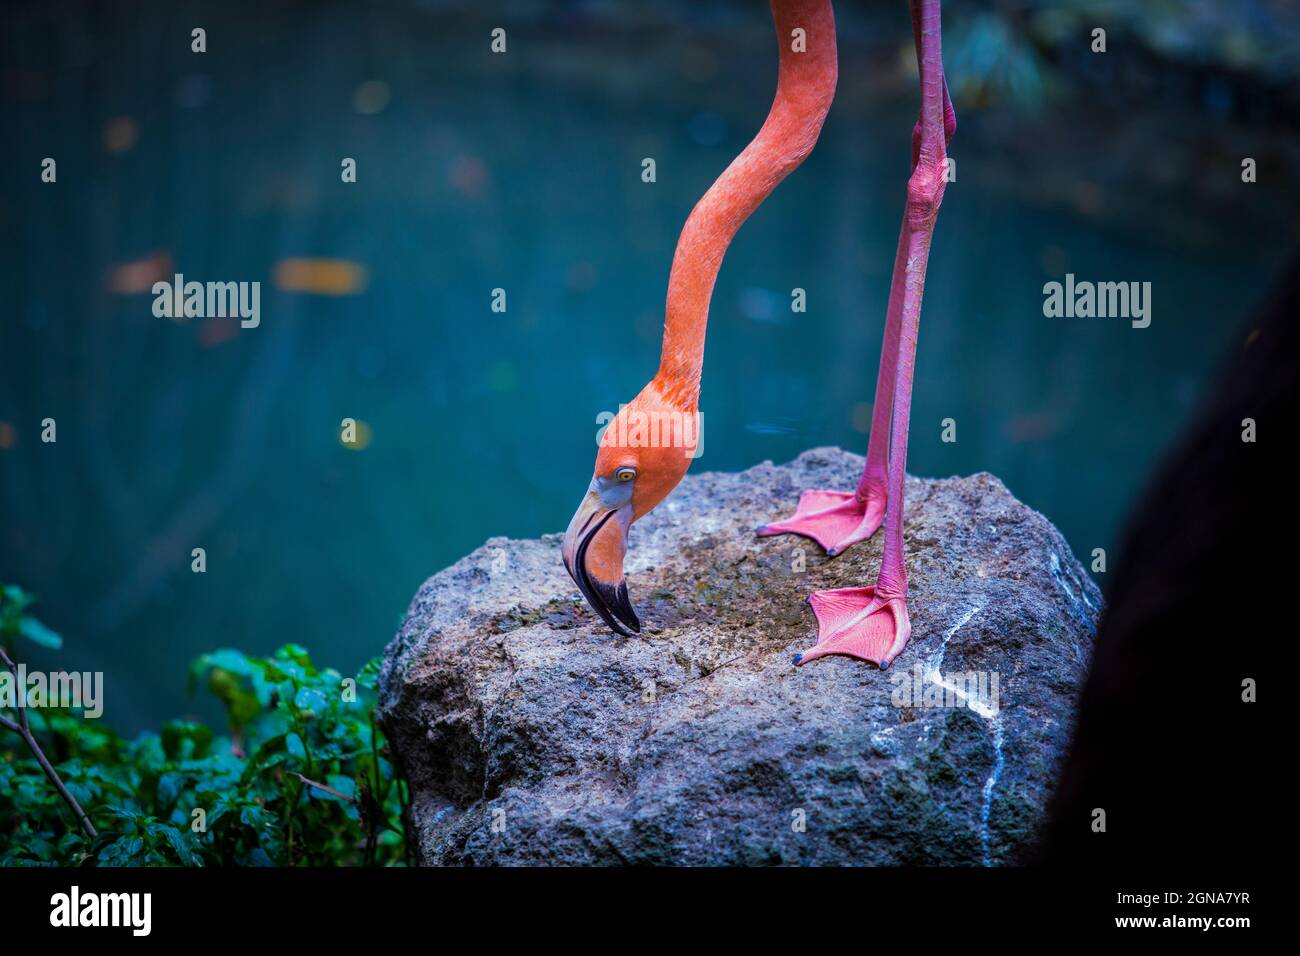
[654,0,837,410]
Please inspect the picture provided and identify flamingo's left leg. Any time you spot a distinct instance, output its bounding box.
[796,0,950,668]
[755,219,907,555]
[757,4,955,560]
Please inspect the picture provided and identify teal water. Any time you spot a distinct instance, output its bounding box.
[1,4,1291,731]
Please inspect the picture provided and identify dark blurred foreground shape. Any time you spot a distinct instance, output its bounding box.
[1037,255,1292,868]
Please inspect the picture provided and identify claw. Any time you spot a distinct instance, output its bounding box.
[756,485,886,556]
[793,585,911,668]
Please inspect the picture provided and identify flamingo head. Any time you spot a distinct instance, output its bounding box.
[562,383,699,635]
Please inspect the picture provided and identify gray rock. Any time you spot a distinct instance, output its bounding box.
[378,448,1100,866]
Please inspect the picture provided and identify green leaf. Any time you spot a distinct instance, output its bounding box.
[201,649,257,677]
[2,585,32,610]
[356,657,382,690]
[326,775,357,801]
[239,804,274,831]
[18,615,61,649]
[277,644,312,669]
[103,804,142,823]
[239,734,288,785]
[98,835,145,866]
[292,687,328,717]
[240,847,275,867]
[161,721,214,761]
[156,771,185,809]
[146,822,202,866]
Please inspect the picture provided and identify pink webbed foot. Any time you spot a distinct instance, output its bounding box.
[755,485,886,557]
[793,585,911,669]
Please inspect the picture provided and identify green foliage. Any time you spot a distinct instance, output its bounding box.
[1,589,407,867]
[1,584,63,650]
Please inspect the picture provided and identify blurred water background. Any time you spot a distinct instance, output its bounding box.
[2,0,1298,730]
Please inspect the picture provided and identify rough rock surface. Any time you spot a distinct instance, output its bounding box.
[378,448,1100,865]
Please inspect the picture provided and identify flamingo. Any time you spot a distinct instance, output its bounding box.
[563,0,953,673]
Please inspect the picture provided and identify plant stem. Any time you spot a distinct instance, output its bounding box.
[289,771,356,804]
[0,645,98,838]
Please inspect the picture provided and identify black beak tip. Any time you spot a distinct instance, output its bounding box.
[590,578,641,635]
[568,510,641,637]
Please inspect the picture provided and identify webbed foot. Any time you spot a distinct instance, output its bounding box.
[793,585,911,668]
[756,484,886,557]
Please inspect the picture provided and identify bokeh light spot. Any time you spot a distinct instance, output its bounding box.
[340,419,373,450]
[273,258,368,295]
[352,80,391,115]
[449,154,487,197]
[106,251,173,294]
[103,116,139,153]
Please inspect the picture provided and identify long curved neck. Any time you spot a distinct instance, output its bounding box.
[653,0,837,410]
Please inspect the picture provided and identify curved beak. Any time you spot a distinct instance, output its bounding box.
[561,486,640,636]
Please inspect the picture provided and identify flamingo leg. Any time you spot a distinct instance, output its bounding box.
[757,0,954,560]
[796,0,951,668]
[755,222,905,555]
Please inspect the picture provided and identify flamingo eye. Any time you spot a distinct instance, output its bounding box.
[615,467,636,482]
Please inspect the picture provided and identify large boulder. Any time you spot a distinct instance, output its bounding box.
[378,448,1100,865]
